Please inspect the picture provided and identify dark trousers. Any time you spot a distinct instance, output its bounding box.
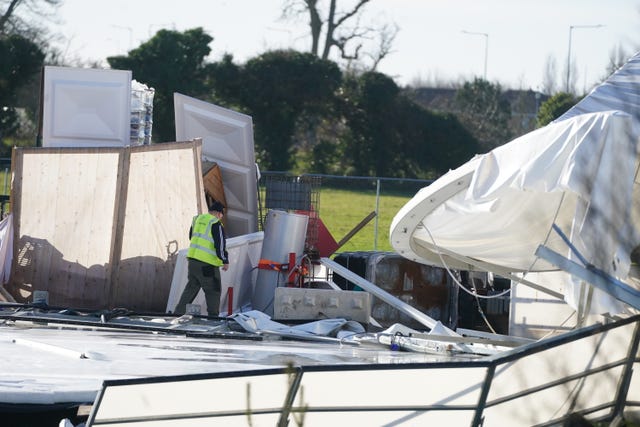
[174,258,221,317]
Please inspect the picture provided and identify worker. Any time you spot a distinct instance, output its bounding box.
[174,200,229,317]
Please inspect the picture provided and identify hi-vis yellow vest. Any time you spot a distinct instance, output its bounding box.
[186,213,223,266]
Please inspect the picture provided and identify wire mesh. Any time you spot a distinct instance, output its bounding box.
[260,174,322,254]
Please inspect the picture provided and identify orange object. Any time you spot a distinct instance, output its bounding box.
[227,287,233,316]
[257,259,286,271]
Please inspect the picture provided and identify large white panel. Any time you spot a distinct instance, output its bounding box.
[91,372,291,426]
[174,93,258,237]
[42,66,131,147]
[300,367,485,407]
[165,232,264,315]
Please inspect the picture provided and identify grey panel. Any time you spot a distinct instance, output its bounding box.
[174,93,258,237]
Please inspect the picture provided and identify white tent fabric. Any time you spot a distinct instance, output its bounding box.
[232,310,365,339]
[0,213,12,285]
[557,53,640,123]
[390,52,640,315]
[391,110,638,274]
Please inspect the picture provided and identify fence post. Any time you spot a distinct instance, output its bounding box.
[374,178,380,250]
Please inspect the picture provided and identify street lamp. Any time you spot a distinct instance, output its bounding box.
[111,25,133,52]
[462,30,489,80]
[566,24,604,92]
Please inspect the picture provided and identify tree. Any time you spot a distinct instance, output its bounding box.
[340,71,399,176]
[107,28,214,143]
[281,0,397,71]
[0,34,45,153]
[536,92,577,127]
[0,0,61,39]
[541,55,558,95]
[209,49,342,171]
[606,45,630,78]
[454,78,512,151]
[340,71,479,178]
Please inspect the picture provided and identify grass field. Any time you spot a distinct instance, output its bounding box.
[316,187,415,253]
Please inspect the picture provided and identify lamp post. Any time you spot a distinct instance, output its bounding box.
[566,24,604,92]
[462,30,489,80]
[111,25,133,52]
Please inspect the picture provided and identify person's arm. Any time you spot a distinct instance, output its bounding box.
[211,222,229,268]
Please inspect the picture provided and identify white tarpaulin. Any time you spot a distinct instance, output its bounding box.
[556,53,640,123]
[391,110,638,274]
[391,53,640,315]
[0,214,12,285]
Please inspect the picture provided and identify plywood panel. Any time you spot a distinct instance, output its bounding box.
[202,162,227,209]
[113,141,203,311]
[10,148,120,308]
[9,141,205,312]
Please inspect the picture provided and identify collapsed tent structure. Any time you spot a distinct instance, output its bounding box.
[0,58,639,426]
[391,53,640,324]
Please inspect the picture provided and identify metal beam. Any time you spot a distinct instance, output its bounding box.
[414,240,565,300]
[321,257,441,330]
[535,245,640,310]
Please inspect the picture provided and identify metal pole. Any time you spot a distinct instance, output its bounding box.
[566,24,604,93]
[374,179,380,250]
[483,33,488,80]
[462,30,489,80]
[566,25,573,93]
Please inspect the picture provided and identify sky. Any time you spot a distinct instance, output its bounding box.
[48,0,640,93]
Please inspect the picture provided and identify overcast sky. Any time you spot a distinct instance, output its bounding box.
[50,0,640,92]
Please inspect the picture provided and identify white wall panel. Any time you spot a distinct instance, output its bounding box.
[42,66,132,147]
[174,93,258,237]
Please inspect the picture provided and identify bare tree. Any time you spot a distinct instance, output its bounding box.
[541,55,557,95]
[0,0,62,37]
[606,45,631,76]
[281,0,398,71]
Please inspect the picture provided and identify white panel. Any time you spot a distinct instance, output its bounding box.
[628,360,640,403]
[174,93,258,237]
[92,372,291,424]
[165,232,264,315]
[509,271,578,339]
[42,66,131,147]
[274,288,371,323]
[89,368,483,426]
[299,368,485,407]
[487,323,635,424]
[484,369,621,426]
[300,411,472,427]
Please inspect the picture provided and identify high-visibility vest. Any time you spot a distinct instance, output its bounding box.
[186,213,223,266]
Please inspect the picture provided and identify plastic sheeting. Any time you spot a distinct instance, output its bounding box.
[557,52,640,123]
[391,111,637,276]
[0,214,12,285]
[232,310,365,341]
[391,53,640,315]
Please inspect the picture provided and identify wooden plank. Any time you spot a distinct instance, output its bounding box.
[203,162,227,209]
[192,138,205,214]
[336,211,377,248]
[108,147,130,308]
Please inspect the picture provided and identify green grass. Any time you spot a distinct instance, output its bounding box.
[0,168,9,196]
[258,184,418,253]
[317,187,413,253]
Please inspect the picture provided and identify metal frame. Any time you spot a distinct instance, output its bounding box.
[87,314,640,426]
